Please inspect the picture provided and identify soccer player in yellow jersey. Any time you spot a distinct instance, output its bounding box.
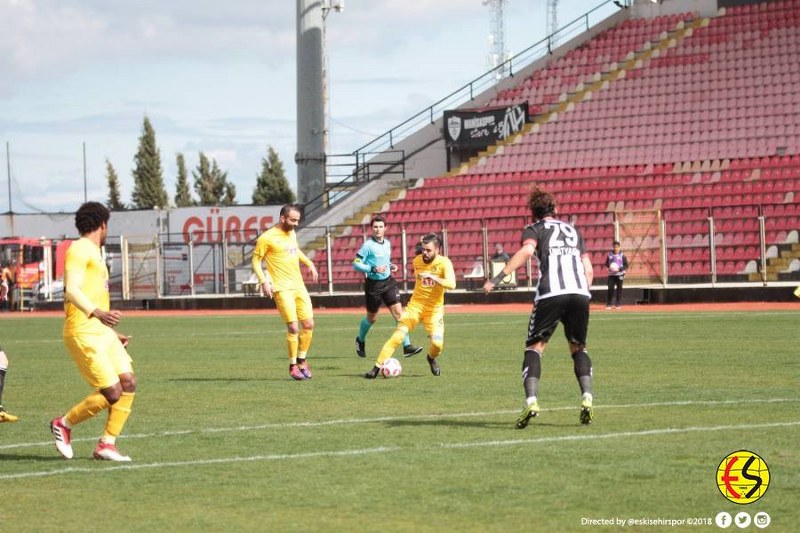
[252,204,319,381]
[50,202,136,461]
[365,233,456,378]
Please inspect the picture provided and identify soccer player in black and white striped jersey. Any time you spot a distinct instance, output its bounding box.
[484,186,595,427]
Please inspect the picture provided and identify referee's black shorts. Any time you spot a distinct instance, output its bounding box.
[526,293,590,348]
[364,277,401,313]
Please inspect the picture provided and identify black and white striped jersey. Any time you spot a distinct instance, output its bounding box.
[521,218,591,302]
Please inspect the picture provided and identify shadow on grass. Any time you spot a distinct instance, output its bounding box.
[383,418,569,430]
[383,418,512,430]
[167,377,273,383]
[0,453,67,462]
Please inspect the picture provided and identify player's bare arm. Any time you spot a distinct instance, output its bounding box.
[581,254,594,287]
[260,277,274,299]
[307,261,319,283]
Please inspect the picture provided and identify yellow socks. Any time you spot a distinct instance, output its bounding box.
[102,392,135,441]
[287,332,299,361]
[65,392,110,426]
[298,328,313,354]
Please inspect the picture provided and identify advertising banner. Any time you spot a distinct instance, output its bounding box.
[443,102,529,148]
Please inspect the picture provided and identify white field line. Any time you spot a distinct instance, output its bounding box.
[2,397,797,453]
[2,420,798,481]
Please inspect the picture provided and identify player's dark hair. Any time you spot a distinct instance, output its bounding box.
[528,186,556,220]
[74,201,111,236]
[613,240,620,246]
[371,214,386,226]
[280,203,303,218]
[420,233,440,247]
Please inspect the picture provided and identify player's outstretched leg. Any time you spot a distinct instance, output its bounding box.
[572,349,593,425]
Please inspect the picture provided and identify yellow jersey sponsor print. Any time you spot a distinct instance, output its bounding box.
[252,225,312,292]
[408,254,456,311]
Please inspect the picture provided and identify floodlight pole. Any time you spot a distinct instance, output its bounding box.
[5,141,11,213]
[296,0,342,212]
[83,142,88,203]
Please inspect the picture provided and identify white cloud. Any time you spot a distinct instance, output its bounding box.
[0,0,600,213]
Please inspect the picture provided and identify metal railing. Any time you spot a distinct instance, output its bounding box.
[301,150,406,223]
[300,0,623,222]
[28,203,798,306]
[348,0,621,159]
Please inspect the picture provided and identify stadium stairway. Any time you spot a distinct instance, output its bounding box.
[304,187,407,258]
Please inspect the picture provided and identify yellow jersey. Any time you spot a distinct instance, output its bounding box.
[408,253,456,311]
[63,238,110,336]
[252,225,312,292]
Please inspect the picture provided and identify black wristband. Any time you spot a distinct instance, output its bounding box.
[491,271,506,285]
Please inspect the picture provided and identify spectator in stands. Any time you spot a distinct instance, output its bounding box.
[0,346,19,422]
[352,215,421,359]
[604,240,629,309]
[483,186,595,428]
[252,204,318,381]
[491,243,510,262]
[364,233,456,379]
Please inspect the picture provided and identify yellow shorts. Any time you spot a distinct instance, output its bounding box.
[64,330,133,390]
[274,288,313,324]
[399,303,444,341]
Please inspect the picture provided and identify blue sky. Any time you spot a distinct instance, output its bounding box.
[0,0,604,213]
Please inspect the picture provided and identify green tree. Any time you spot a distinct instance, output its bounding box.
[252,146,295,204]
[105,159,126,210]
[193,152,237,206]
[131,116,169,209]
[174,153,195,207]
[221,181,237,206]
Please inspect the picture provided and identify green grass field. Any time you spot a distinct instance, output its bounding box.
[1,308,798,532]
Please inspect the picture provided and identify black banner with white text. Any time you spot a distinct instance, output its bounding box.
[443,102,529,148]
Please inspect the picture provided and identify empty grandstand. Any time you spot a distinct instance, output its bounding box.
[301,0,800,303]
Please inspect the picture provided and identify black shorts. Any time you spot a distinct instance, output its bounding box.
[364,277,401,314]
[526,294,590,348]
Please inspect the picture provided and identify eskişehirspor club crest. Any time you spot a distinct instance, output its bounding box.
[447,116,462,141]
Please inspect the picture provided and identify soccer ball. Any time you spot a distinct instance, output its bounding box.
[609,263,620,273]
[381,357,402,378]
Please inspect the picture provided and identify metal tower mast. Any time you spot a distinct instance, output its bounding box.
[546,0,559,48]
[484,0,509,78]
